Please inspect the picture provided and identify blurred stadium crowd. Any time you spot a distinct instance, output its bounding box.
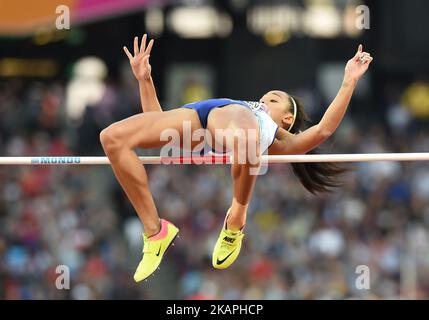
[1,75,429,300]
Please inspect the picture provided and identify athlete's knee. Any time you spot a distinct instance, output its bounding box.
[100,124,127,154]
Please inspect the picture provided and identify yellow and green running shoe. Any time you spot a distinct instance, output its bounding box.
[134,219,179,282]
[212,214,244,269]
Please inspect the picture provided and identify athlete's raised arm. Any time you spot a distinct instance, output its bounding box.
[270,44,373,155]
[123,34,162,113]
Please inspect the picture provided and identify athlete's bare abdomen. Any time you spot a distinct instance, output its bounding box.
[205,104,259,153]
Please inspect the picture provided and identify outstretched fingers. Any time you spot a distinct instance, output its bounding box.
[123,46,133,60]
[134,36,139,56]
[123,35,154,61]
[140,34,147,53]
[145,39,154,55]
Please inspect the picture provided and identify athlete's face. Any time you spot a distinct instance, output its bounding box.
[260,90,295,129]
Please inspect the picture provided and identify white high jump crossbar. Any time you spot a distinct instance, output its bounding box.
[0,153,429,165]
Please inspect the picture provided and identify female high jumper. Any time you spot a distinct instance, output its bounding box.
[100,35,373,282]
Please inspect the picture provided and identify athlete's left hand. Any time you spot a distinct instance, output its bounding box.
[123,34,154,81]
[344,44,373,82]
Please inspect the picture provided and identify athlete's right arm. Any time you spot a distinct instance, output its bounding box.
[269,125,328,155]
[269,44,373,155]
[123,35,162,113]
[269,77,361,155]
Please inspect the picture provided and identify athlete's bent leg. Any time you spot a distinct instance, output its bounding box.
[100,109,201,235]
[100,108,202,281]
[207,105,261,269]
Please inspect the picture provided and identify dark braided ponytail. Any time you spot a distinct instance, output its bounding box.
[288,95,349,194]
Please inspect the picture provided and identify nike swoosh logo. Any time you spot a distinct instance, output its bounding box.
[216,250,236,265]
[156,245,162,257]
